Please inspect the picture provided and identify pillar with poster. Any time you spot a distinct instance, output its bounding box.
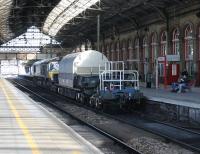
[157,55,180,86]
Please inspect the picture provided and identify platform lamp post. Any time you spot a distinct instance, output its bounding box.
[50,36,53,58]
[97,14,100,51]
[155,59,159,89]
[97,14,103,60]
[164,55,167,89]
[165,12,170,89]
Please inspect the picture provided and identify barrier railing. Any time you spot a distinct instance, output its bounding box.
[99,61,139,91]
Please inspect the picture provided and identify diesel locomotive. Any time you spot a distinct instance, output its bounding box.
[24,50,143,110]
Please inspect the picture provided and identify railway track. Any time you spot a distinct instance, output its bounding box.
[108,114,200,152]
[9,78,141,154]
[10,77,200,153]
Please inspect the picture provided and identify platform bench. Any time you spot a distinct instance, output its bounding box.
[184,80,196,91]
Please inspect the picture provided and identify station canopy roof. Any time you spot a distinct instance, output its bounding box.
[0,0,199,48]
[43,0,100,37]
[0,26,59,52]
[0,0,14,41]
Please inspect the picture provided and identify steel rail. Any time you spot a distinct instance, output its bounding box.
[10,79,141,154]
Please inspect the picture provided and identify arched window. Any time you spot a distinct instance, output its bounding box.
[134,38,139,60]
[106,44,110,60]
[102,44,105,55]
[128,39,133,60]
[151,33,157,63]
[142,36,148,61]
[86,40,92,50]
[121,40,126,61]
[142,36,149,81]
[116,41,120,61]
[81,44,85,52]
[184,24,194,60]
[184,23,194,76]
[199,26,200,60]
[160,31,167,56]
[172,28,180,55]
[75,46,81,52]
[133,38,140,71]
[111,42,115,61]
[99,45,102,53]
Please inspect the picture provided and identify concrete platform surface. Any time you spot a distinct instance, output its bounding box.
[141,86,200,109]
[0,78,103,154]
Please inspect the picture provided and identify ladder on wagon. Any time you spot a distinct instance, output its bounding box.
[99,61,140,91]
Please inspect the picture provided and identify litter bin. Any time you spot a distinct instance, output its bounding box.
[146,73,152,88]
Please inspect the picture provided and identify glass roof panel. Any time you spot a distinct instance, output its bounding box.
[0,0,13,41]
[43,0,73,33]
[43,0,99,36]
[0,26,60,52]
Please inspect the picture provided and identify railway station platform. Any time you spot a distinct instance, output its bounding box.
[140,86,200,109]
[0,78,102,154]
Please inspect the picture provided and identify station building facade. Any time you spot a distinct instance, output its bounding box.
[99,10,200,87]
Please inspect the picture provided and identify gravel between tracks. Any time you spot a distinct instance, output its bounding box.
[128,137,193,154]
[58,102,195,154]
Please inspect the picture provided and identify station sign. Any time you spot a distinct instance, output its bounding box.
[158,56,165,62]
[166,55,180,61]
[158,55,180,62]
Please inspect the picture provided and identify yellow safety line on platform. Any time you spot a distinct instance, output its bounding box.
[72,152,81,154]
[0,80,41,154]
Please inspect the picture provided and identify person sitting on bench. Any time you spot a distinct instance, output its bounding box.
[178,70,189,93]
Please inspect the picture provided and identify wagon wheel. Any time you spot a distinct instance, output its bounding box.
[95,98,103,110]
[80,93,85,104]
[89,95,96,107]
[89,98,93,107]
[75,93,79,102]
